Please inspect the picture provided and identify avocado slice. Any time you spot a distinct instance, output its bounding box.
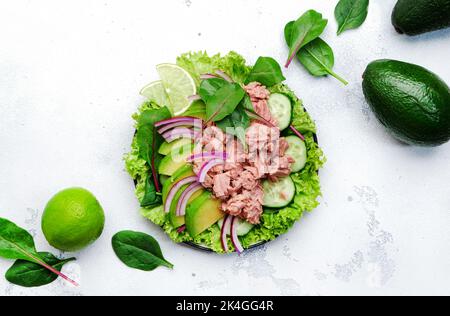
[158,138,193,156]
[392,0,450,35]
[185,191,225,238]
[169,184,204,228]
[362,59,450,146]
[158,144,193,176]
[160,175,170,187]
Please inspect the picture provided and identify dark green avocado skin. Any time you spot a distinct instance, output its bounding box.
[392,0,450,35]
[362,60,450,146]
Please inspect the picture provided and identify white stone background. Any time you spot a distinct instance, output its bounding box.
[0,0,449,296]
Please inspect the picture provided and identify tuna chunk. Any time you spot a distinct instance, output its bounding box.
[246,123,293,178]
[279,138,290,156]
[222,185,264,224]
[244,82,278,127]
[213,172,231,199]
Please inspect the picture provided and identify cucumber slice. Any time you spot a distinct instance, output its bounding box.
[268,93,292,130]
[158,138,193,156]
[218,217,254,236]
[262,176,296,208]
[285,136,307,172]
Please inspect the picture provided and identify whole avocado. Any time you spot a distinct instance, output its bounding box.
[362,60,450,146]
[392,0,450,35]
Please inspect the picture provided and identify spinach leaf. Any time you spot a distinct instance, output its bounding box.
[112,231,173,271]
[205,82,245,122]
[240,94,254,112]
[0,217,38,262]
[285,10,328,68]
[136,107,171,165]
[285,23,348,85]
[5,252,75,288]
[140,171,162,208]
[216,105,250,146]
[199,78,228,102]
[246,57,286,86]
[0,217,78,286]
[335,0,369,35]
[136,107,171,201]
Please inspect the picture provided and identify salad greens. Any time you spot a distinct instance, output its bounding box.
[216,104,250,146]
[335,0,370,35]
[5,252,75,288]
[0,217,77,286]
[112,231,173,271]
[246,56,286,86]
[0,217,39,262]
[285,22,348,86]
[177,51,251,85]
[298,39,348,85]
[136,107,171,207]
[199,56,285,128]
[285,14,347,85]
[125,51,325,253]
[285,10,328,68]
[199,78,228,102]
[205,82,246,122]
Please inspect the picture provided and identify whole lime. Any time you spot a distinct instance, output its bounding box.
[42,188,105,252]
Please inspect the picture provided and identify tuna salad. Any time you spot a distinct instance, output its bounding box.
[125,51,325,254]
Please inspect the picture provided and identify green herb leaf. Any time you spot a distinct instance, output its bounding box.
[140,170,161,207]
[240,94,254,112]
[285,10,328,68]
[205,82,246,122]
[0,218,39,262]
[136,107,171,203]
[0,217,78,286]
[299,38,348,85]
[5,252,75,288]
[246,57,286,86]
[216,105,250,146]
[136,107,171,165]
[181,100,207,120]
[112,231,174,271]
[285,22,348,85]
[199,78,228,102]
[335,0,369,35]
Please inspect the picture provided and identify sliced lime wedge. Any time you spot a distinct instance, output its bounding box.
[140,81,171,107]
[157,64,196,115]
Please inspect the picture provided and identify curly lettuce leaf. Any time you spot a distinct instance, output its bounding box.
[125,51,325,254]
[177,51,251,85]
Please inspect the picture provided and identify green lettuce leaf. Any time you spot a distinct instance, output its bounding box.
[177,51,251,85]
[125,51,325,254]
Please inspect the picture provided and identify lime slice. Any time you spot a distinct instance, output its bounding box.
[140,81,171,107]
[157,64,196,115]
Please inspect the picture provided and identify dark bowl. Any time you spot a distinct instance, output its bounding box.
[133,110,319,253]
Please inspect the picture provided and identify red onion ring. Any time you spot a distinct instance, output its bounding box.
[162,128,195,143]
[230,216,244,254]
[164,176,198,213]
[221,215,233,253]
[197,159,225,183]
[177,182,203,216]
